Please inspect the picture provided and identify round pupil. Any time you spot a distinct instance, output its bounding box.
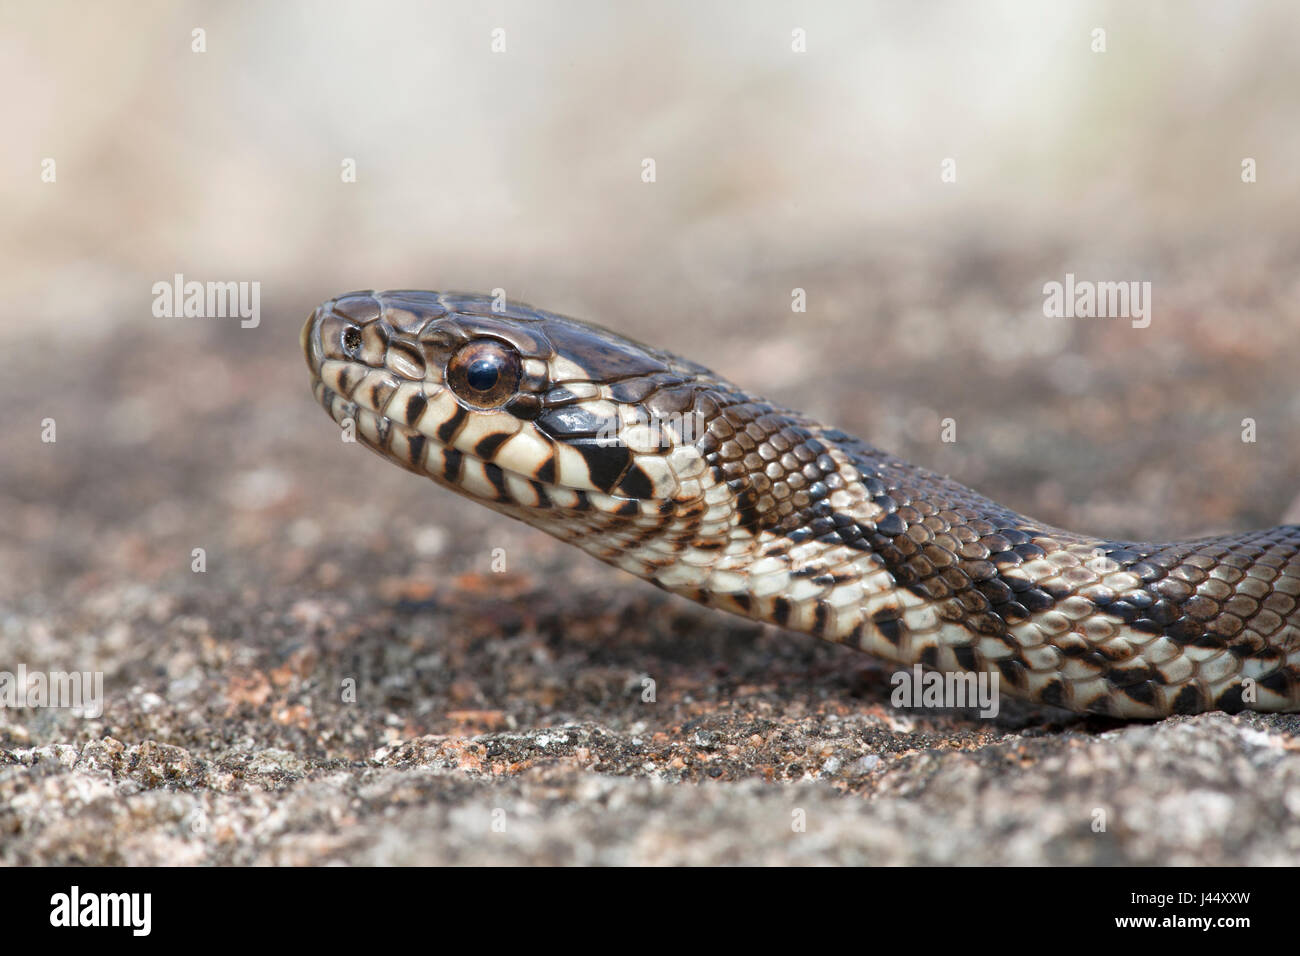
[465,355,501,391]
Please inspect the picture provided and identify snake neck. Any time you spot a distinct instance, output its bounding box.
[549,383,924,658]
[560,381,1300,718]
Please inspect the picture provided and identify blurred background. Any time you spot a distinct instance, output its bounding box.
[5,2,1299,560]
[2,1,1300,863]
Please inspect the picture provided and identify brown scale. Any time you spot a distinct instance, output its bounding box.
[680,386,1300,715]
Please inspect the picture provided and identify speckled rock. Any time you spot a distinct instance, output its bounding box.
[4,237,1300,864]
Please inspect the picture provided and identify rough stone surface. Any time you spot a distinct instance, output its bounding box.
[4,238,1300,864]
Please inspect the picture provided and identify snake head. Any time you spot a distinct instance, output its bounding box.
[302,291,732,541]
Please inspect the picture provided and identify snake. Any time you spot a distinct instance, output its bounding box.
[302,290,1300,719]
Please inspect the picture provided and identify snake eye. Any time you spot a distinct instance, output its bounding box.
[342,326,362,354]
[446,339,522,408]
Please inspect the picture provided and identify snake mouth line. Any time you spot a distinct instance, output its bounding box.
[303,298,684,515]
[308,369,666,523]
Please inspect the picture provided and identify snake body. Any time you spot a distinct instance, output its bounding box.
[303,291,1300,718]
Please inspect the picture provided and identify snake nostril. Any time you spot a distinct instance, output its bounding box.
[342,326,362,354]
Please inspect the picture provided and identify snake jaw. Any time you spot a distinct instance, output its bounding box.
[303,291,715,534]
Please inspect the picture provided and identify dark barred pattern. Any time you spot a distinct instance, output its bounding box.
[303,291,1300,718]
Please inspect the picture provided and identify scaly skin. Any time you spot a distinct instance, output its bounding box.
[302,290,1300,718]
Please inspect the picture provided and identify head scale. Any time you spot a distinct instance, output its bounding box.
[300,290,742,556]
